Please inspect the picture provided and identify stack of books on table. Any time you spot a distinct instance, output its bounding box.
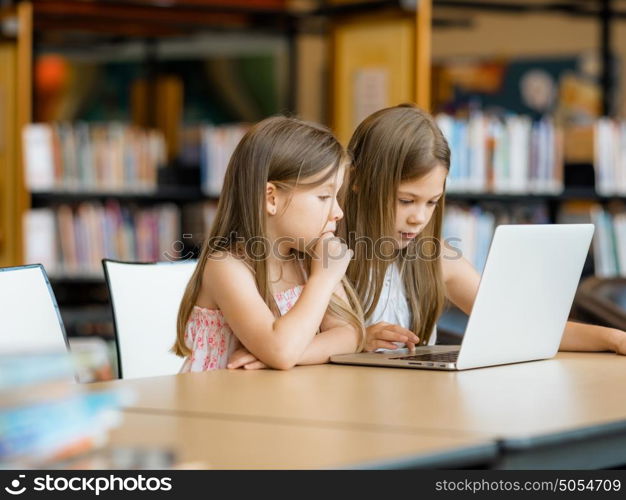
[0,350,131,468]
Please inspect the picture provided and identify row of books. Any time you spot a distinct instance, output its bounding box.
[442,203,550,272]
[22,198,622,279]
[594,118,626,196]
[24,201,181,277]
[445,199,626,278]
[0,350,128,467]
[180,123,249,196]
[201,124,249,197]
[589,206,626,278]
[436,114,564,195]
[22,123,166,192]
[22,118,626,200]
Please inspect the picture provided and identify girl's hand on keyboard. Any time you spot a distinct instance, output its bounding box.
[364,322,419,352]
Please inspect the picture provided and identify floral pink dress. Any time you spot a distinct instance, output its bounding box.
[180,285,303,372]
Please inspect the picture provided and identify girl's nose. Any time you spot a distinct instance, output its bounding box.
[331,201,344,221]
[408,205,428,225]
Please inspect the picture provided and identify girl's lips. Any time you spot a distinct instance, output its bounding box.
[400,231,418,239]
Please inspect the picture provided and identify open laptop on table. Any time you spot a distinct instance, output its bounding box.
[331,224,594,371]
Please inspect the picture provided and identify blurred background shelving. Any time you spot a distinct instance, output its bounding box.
[2,0,626,364]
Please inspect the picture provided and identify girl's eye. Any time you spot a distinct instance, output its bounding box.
[428,200,439,206]
[318,195,332,201]
[399,199,413,205]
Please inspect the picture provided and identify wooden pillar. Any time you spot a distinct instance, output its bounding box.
[16,1,33,265]
[415,0,432,111]
[0,9,17,266]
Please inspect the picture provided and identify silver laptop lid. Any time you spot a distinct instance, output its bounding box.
[456,224,594,370]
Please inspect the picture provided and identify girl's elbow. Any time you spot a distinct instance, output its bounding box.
[262,326,301,369]
[271,360,297,371]
[266,346,299,370]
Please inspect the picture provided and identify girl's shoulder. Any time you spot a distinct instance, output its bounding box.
[198,251,257,308]
[204,251,255,280]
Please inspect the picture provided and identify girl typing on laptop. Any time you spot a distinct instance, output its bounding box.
[342,104,626,356]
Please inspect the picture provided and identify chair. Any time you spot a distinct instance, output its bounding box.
[0,264,70,354]
[0,264,75,384]
[572,276,626,331]
[103,259,198,379]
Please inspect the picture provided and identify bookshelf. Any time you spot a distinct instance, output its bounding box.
[428,1,626,282]
[0,0,301,351]
[0,2,31,269]
[13,0,299,274]
[5,0,431,355]
[30,188,210,206]
[4,1,624,344]
[424,1,626,338]
[446,190,626,204]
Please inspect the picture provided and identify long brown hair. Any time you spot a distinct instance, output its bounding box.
[343,104,450,345]
[173,116,365,357]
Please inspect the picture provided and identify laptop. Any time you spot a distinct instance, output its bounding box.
[331,224,594,371]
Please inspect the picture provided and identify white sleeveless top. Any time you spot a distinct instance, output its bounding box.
[366,263,437,347]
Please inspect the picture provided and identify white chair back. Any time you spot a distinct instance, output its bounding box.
[0,264,75,384]
[0,264,69,354]
[103,259,197,379]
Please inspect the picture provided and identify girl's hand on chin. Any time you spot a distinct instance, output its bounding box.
[310,232,353,286]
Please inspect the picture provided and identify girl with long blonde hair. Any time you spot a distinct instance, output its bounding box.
[345,103,626,355]
[173,116,364,371]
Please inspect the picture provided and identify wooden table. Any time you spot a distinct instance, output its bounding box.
[109,411,496,469]
[96,353,626,469]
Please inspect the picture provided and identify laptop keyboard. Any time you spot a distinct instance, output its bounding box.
[391,351,459,363]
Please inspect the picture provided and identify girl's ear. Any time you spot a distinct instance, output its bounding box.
[266,182,278,216]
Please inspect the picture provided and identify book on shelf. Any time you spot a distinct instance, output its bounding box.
[436,113,564,195]
[22,122,166,193]
[609,212,624,276]
[559,201,626,278]
[590,205,626,278]
[178,123,248,196]
[594,118,626,196]
[24,201,181,277]
[443,203,550,272]
[443,205,495,273]
[179,123,249,197]
[23,209,58,273]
